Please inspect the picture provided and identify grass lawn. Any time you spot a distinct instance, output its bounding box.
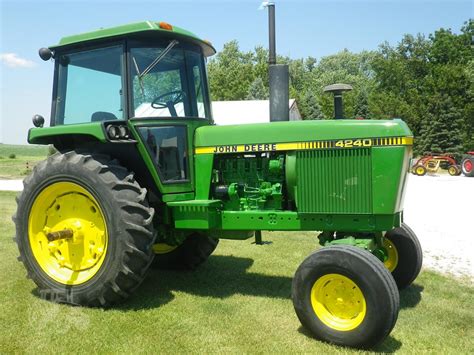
[0,191,473,353]
[0,144,49,179]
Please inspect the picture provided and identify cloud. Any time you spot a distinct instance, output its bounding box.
[0,53,36,68]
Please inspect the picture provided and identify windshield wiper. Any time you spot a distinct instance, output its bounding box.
[133,40,179,96]
[139,39,179,78]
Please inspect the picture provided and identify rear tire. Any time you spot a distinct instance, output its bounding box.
[152,233,218,270]
[14,151,155,306]
[461,157,474,177]
[384,223,423,289]
[292,245,399,349]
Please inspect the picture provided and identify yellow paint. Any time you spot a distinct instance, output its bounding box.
[383,238,399,272]
[416,166,426,175]
[311,273,366,331]
[28,182,108,285]
[195,136,413,155]
[152,243,178,254]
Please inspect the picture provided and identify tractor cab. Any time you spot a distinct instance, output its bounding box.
[33,21,216,195]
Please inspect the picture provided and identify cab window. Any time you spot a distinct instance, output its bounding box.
[138,126,188,182]
[54,45,124,125]
[130,43,209,119]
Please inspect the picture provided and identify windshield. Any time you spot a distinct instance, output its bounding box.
[130,42,210,119]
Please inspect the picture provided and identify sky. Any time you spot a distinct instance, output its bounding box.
[0,0,471,144]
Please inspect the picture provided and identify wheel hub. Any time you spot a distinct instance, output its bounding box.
[382,238,399,272]
[311,273,366,331]
[28,182,108,285]
[464,160,473,173]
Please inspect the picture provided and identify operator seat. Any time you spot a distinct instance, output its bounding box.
[91,111,118,122]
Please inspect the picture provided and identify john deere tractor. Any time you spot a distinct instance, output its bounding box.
[14,20,422,348]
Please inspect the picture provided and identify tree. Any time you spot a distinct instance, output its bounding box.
[354,88,369,119]
[246,77,268,100]
[207,40,255,101]
[301,90,325,120]
[420,95,464,155]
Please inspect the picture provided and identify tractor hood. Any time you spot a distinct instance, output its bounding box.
[194,119,413,154]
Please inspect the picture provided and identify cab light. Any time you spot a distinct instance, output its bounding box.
[159,22,173,30]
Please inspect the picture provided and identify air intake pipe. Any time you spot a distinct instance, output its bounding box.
[323,83,353,119]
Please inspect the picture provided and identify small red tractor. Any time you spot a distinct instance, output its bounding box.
[411,152,474,177]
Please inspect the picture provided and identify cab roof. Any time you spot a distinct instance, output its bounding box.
[50,20,216,57]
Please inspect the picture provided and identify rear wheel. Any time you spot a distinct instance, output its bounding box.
[14,151,155,306]
[383,223,423,289]
[462,157,474,177]
[152,233,219,270]
[292,245,399,348]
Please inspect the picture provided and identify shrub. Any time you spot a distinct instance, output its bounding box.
[8,153,16,159]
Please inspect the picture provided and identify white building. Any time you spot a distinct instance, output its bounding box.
[211,99,301,125]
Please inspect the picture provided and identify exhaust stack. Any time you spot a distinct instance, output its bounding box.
[265,2,289,122]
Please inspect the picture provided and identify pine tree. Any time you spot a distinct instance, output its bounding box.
[302,91,325,120]
[420,95,464,154]
[354,88,370,119]
[246,77,268,100]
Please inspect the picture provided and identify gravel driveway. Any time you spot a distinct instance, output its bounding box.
[1,174,473,281]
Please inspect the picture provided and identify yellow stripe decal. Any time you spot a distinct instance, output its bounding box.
[195,136,414,155]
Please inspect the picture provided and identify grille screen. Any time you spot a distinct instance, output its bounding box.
[296,149,372,214]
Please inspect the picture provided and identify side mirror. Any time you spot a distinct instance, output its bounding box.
[32,114,45,128]
[38,47,53,61]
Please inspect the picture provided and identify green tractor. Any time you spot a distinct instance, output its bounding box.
[14,20,422,349]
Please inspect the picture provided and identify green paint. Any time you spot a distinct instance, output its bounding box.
[51,21,216,57]
[195,119,412,147]
[372,146,410,214]
[28,122,107,144]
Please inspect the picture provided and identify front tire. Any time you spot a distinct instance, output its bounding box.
[448,165,461,176]
[415,165,427,176]
[14,151,155,306]
[384,223,423,289]
[292,245,399,349]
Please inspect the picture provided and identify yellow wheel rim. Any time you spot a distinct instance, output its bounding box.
[28,182,108,285]
[311,273,366,331]
[448,166,456,175]
[383,239,399,272]
[416,166,425,175]
[152,243,177,254]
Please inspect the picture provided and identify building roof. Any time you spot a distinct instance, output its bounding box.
[211,99,300,125]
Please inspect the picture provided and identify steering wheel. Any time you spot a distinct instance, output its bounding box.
[151,90,186,117]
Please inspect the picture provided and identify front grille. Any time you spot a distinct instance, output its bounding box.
[296,148,372,214]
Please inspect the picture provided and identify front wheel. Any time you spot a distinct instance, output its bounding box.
[414,165,427,176]
[14,151,155,306]
[448,165,461,176]
[383,223,423,289]
[292,245,399,348]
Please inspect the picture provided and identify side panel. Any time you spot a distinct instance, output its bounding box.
[372,147,410,214]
